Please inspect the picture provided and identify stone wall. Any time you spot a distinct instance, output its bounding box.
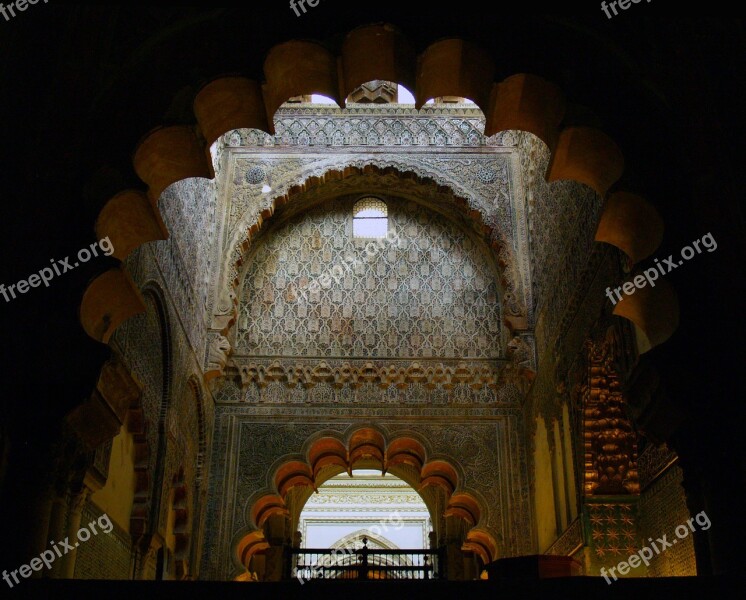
[110,242,215,574]
[159,177,218,360]
[73,501,132,580]
[201,412,532,580]
[639,464,697,576]
[236,196,503,360]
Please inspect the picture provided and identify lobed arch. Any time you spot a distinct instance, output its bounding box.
[81,22,676,361]
[234,425,497,575]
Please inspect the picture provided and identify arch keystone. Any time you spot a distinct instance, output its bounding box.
[340,24,416,102]
[348,428,385,470]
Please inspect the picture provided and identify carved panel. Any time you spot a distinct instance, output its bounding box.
[586,502,640,561]
[200,414,532,580]
[637,442,678,490]
[157,177,218,359]
[235,196,503,360]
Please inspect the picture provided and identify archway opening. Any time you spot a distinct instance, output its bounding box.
[293,469,438,580]
[299,469,431,550]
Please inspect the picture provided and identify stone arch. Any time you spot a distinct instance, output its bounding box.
[125,283,172,543]
[236,424,498,575]
[216,163,522,346]
[81,22,676,360]
[134,283,174,553]
[72,34,681,566]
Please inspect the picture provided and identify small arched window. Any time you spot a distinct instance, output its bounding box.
[353,197,388,239]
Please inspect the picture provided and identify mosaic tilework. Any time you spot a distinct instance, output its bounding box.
[586,502,640,563]
[235,196,503,360]
[158,177,218,359]
[112,289,165,493]
[639,465,697,576]
[206,105,531,360]
[213,151,527,340]
[514,131,603,345]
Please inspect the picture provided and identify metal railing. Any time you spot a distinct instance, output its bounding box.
[288,537,446,581]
